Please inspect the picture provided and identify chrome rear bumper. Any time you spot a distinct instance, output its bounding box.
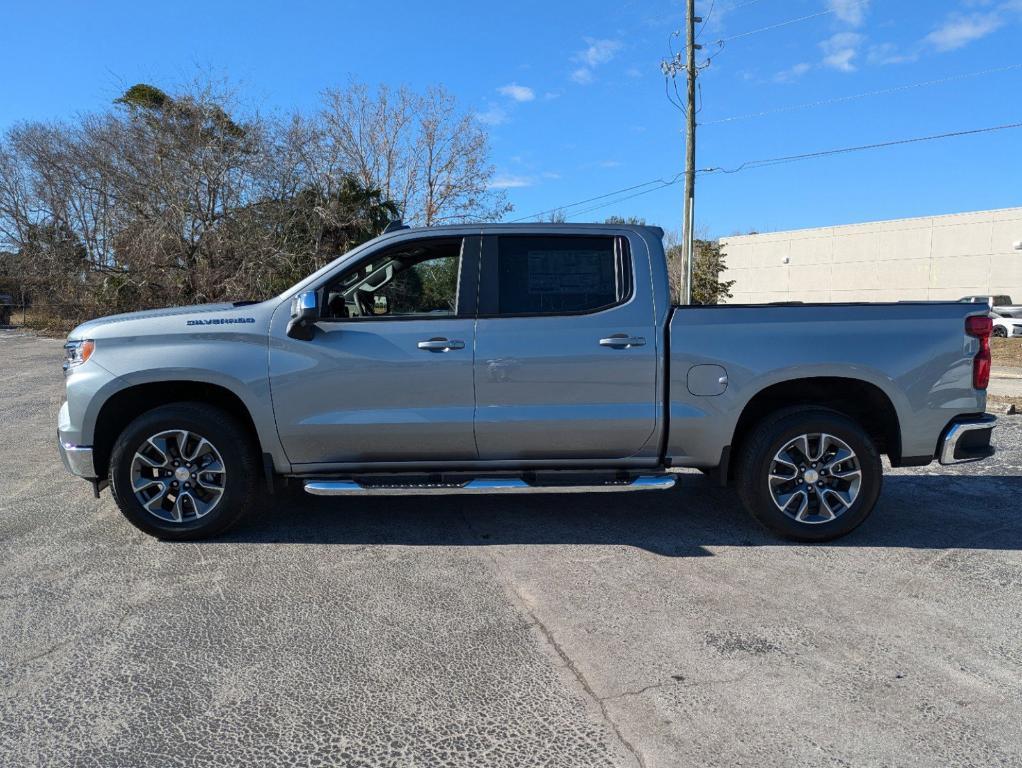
[939,414,997,465]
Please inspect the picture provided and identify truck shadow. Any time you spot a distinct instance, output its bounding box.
[215,473,1022,556]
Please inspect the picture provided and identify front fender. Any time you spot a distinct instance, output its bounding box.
[77,328,288,472]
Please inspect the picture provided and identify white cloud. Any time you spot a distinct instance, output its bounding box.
[867,42,918,65]
[570,37,622,84]
[497,83,535,102]
[575,37,622,67]
[827,0,870,27]
[489,175,532,189]
[774,62,812,82]
[820,32,864,71]
[925,12,1003,51]
[476,104,507,126]
[571,67,594,84]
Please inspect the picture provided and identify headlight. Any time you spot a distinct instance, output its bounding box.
[63,339,95,371]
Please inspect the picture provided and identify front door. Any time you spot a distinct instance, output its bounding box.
[270,235,479,465]
[473,233,658,461]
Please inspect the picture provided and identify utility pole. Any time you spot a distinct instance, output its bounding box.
[682,0,700,305]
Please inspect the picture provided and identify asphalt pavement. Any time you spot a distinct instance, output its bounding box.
[2,329,1020,767]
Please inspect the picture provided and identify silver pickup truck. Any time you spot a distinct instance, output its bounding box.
[58,223,997,542]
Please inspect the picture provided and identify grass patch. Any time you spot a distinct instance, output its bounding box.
[992,337,1022,368]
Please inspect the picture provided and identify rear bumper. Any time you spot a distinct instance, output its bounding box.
[938,414,997,465]
[58,433,97,478]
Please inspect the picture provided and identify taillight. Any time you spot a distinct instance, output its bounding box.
[965,315,992,389]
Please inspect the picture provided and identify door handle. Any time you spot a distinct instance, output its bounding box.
[599,334,646,349]
[417,338,465,352]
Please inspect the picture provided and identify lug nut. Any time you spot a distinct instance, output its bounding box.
[817,481,824,487]
[172,481,178,487]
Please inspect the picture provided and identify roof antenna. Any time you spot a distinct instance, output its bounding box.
[383,219,409,234]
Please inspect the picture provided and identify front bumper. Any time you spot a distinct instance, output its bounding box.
[938,414,997,465]
[58,434,97,478]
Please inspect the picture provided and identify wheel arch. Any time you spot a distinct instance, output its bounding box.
[726,376,902,483]
[91,380,272,480]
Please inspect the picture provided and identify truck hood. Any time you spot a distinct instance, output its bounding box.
[68,302,263,339]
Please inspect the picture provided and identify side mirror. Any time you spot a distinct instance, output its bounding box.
[287,290,318,341]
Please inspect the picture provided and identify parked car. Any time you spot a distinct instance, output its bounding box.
[991,310,1022,338]
[0,293,13,326]
[960,294,1022,317]
[59,223,997,543]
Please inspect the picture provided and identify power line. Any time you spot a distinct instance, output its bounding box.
[570,175,686,218]
[510,175,684,222]
[709,121,1022,174]
[515,120,1022,222]
[703,63,1022,125]
[717,0,869,43]
[718,9,831,41]
[695,0,717,41]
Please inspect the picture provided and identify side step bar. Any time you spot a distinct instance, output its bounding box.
[304,474,676,497]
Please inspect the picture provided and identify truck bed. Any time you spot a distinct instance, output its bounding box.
[663,301,986,469]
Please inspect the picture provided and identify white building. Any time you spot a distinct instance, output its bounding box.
[719,206,1022,304]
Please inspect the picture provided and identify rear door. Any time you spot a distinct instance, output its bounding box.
[473,232,658,461]
[270,235,480,465]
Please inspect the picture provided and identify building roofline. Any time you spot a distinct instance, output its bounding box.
[720,205,1022,243]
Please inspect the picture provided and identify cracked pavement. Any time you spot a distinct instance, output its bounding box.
[2,330,1021,767]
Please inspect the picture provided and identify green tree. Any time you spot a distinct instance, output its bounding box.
[665,237,736,305]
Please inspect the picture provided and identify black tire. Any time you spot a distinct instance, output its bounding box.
[109,402,259,540]
[992,326,1007,338]
[735,407,882,542]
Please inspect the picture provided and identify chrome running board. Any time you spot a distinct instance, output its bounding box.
[304,474,676,497]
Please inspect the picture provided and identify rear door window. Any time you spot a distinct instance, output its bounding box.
[481,235,630,316]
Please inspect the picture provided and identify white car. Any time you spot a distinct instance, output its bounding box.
[961,294,1022,317]
[991,311,1022,338]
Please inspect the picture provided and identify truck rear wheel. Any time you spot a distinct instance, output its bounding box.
[109,402,259,540]
[735,407,882,542]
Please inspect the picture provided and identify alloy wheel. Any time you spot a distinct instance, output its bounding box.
[767,433,862,524]
[130,429,227,523]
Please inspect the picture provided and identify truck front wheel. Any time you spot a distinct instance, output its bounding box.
[109,402,259,540]
[735,407,882,542]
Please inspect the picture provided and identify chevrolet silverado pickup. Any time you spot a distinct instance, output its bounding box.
[58,223,997,542]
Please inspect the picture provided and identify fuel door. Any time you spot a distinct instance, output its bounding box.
[687,364,728,396]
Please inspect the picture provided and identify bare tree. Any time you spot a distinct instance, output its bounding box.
[319,79,509,225]
[0,75,508,331]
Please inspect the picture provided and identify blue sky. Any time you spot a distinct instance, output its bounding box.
[2,0,1021,237]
